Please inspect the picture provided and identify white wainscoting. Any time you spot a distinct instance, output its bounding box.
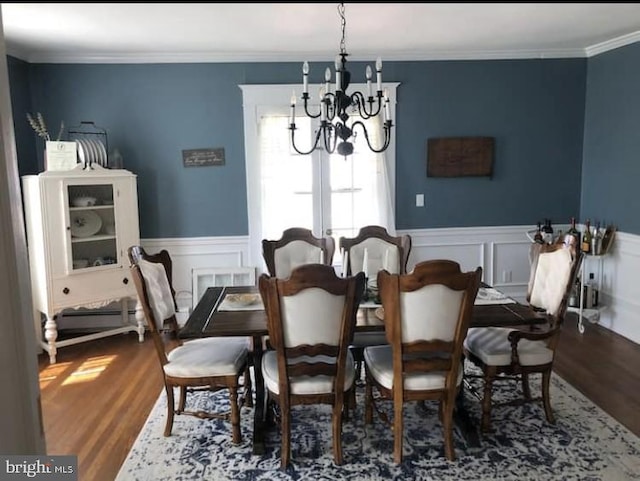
[60,226,640,345]
[400,226,535,303]
[141,236,252,313]
[598,231,640,344]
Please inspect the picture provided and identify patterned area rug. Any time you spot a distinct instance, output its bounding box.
[116,365,640,480]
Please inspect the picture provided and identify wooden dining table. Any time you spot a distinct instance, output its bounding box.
[179,284,547,454]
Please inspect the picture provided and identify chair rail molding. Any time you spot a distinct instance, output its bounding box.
[63,226,639,345]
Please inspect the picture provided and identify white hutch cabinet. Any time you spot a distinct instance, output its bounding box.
[22,165,145,363]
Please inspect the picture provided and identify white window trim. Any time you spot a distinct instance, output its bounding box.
[240,82,399,268]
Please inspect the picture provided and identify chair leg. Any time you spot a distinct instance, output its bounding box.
[522,372,531,400]
[229,386,242,444]
[177,386,187,413]
[364,367,373,425]
[164,385,175,437]
[541,370,555,424]
[333,396,344,465]
[343,387,355,422]
[281,401,291,469]
[393,394,403,464]
[244,365,254,408]
[442,397,456,461]
[481,367,496,433]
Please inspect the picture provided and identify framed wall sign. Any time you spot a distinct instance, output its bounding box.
[182,148,225,167]
[45,141,78,171]
[427,137,494,177]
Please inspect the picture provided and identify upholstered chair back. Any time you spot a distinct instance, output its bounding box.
[262,227,335,279]
[527,243,581,319]
[399,284,465,344]
[273,241,325,279]
[339,225,411,277]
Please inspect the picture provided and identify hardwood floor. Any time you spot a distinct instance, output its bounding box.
[38,333,164,481]
[37,320,640,481]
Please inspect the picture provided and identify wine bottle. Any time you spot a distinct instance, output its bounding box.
[542,218,554,244]
[567,217,581,248]
[588,272,599,307]
[581,219,592,254]
[591,222,602,255]
[534,222,544,244]
[568,277,579,308]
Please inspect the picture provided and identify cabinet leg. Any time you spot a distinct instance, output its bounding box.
[136,320,145,343]
[44,315,58,364]
[134,300,146,343]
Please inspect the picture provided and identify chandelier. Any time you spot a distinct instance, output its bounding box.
[289,3,393,157]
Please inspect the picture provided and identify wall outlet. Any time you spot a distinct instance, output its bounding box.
[416,194,424,207]
[502,270,512,283]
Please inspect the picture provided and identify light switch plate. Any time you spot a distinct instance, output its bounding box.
[416,194,424,207]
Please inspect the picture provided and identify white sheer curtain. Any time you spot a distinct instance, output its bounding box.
[331,113,395,237]
[258,114,313,241]
[369,114,396,235]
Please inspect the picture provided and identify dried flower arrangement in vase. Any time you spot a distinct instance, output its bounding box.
[27,112,76,171]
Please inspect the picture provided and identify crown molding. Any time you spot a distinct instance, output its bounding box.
[585,30,640,57]
[8,49,589,65]
[6,31,640,64]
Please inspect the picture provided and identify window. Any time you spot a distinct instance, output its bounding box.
[241,83,398,271]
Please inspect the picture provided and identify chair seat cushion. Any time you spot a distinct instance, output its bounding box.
[364,345,462,391]
[164,337,249,378]
[464,327,554,366]
[351,331,388,348]
[262,350,356,395]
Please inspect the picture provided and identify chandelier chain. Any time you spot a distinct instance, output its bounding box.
[338,3,346,55]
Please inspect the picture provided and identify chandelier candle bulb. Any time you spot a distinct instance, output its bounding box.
[290,92,296,124]
[366,65,373,97]
[384,89,391,121]
[303,61,309,94]
[362,247,370,280]
[335,56,342,91]
[376,57,383,91]
[325,67,332,94]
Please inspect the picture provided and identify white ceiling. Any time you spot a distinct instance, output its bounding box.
[2,3,640,64]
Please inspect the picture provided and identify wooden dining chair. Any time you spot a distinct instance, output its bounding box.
[128,246,252,443]
[262,227,336,279]
[258,264,365,468]
[364,260,482,463]
[339,225,412,378]
[463,242,582,433]
[339,225,412,277]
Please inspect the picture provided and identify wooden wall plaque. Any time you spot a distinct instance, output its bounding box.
[427,137,494,177]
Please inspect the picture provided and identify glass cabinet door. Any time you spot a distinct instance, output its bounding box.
[66,183,118,272]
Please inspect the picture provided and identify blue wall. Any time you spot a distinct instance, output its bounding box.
[7,56,37,174]
[582,42,640,234]
[10,57,589,238]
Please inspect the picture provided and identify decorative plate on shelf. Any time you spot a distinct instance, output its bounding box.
[76,140,86,167]
[70,210,102,238]
[94,138,108,166]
